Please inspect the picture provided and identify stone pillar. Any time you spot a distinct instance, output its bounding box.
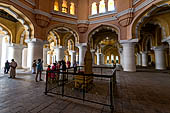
[0,35,10,69]
[136,53,142,66]
[162,38,170,68]
[122,42,136,72]
[76,54,79,63]
[141,51,148,67]
[22,48,28,68]
[43,47,50,67]
[47,52,51,65]
[25,38,44,70]
[119,48,124,67]
[69,50,76,67]
[8,44,25,68]
[90,49,95,65]
[0,35,3,69]
[77,43,87,66]
[153,46,166,70]
[120,53,123,67]
[101,54,105,65]
[52,55,55,63]
[55,46,65,62]
[96,52,101,65]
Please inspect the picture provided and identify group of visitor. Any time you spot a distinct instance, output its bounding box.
[4,58,78,82]
[46,60,66,82]
[4,59,17,79]
[47,60,77,79]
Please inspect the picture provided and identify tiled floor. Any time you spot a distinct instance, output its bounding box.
[115,68,170,113]
[0,68,170,113]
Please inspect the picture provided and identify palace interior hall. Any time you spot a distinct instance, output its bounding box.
[0,0,170,113]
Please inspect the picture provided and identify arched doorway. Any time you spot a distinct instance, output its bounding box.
[88,25,120,66]
[46,26,79,67]
[0,3,34,70]
[131,2,170,70]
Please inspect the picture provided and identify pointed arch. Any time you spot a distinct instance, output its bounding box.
[0,2,35,39]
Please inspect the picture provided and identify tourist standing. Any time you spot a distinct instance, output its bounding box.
[32,60,36,74]
[9,59,17,78]
[4,60,10,74]
[35,59,43,82]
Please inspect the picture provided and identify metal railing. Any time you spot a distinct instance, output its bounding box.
[45,66,116,112]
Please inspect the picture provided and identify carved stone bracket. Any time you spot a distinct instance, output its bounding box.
[77,20,89,33]
[77,24,89,33]
[118,8,134,27]
[35,14,50,28]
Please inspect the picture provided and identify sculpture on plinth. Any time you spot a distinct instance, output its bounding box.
[84,43,93,74]
[74,43,93,90]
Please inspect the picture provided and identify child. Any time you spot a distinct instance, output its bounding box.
[45,65,51,82]
[51,63,56,79]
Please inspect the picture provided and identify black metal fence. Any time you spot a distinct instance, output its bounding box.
[45,66,116,111]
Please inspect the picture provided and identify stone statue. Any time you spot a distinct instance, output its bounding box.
[84,43,93,74]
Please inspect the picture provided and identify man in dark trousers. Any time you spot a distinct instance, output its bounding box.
[4,60,10,74]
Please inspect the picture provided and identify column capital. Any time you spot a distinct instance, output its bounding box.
[140,51,148,54]
[151,46,167,51]
[76,43,87,48]
[25,38,47,45]
[119,39,138,45]
[8,43,26,49]
[162,36,170,44]
[53,45,66,49]
[95,52,102,55]
[90,49,95,53]
[69,50,76,54]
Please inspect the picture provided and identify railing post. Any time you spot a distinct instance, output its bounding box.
[45,71,48,95]
[110,76,114,110]
[83,73,85,102]
[67,68,68,81]
[62,71,64,97]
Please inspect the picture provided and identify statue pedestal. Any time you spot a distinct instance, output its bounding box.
[74,74,93,90]
[74,44,93,90]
